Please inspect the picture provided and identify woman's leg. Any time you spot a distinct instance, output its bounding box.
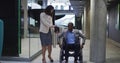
[42,46,47,63]
[48,45,53,61]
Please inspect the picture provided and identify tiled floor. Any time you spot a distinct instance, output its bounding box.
[1,38,120,63]
[0,61,29,63]
[30,39,120,63]
[20,37,41,58]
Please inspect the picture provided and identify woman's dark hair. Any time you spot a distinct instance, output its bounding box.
[45,5,54,17]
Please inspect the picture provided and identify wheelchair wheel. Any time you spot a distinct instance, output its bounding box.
[79,50,83,62]
[59,49,64,63]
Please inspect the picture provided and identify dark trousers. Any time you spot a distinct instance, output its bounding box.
[65,44,80,61]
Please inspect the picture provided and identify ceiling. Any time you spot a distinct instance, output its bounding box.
[38,0,86,17]
[69,0,119,17]
[31,0,119,17]
[107,0,119,8]
[69,0,86,17]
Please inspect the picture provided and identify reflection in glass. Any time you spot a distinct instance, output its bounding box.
[48,0,73,10]
[55,14,75,27]
[20,0,42,58]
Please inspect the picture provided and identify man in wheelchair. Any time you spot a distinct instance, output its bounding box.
[57,22,86,63]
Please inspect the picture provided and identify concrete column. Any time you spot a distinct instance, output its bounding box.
[42,0,48,9]
[21,0,28,38]
[82,14,84,33]
[90,0,107,63]
[84,0,90,39]
[69,6,72,10]
[83,6,87,35]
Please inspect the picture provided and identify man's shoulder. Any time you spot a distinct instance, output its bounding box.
[62,29,79,33]
[73,29,79,33]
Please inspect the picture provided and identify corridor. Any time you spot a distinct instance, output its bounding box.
[0,0,120,63]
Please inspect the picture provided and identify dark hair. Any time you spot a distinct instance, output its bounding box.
[68,22,73,26]
[45,5,54,17]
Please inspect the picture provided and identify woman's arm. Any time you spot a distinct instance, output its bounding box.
[40,13,53,28]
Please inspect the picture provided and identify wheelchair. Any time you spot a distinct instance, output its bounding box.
[59,38,83,63]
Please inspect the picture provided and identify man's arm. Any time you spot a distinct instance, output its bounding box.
[76,31,86,48]
[57,32,64,48]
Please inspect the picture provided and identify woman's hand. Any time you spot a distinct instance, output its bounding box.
[50,25,55,28]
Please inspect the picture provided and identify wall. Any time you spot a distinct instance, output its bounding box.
[108,3,120,43]
[0,0,19,56]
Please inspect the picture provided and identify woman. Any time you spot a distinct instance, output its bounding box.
[39,5,54,63]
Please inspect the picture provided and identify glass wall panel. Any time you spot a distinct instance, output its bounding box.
[20,0,42,58]
[20,0,30,58]
[20,0,73,58]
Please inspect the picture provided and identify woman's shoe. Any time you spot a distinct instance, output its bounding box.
[50,59,53,62]
[48,55,54,62]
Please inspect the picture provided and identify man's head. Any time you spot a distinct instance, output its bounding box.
[68,22,73,32]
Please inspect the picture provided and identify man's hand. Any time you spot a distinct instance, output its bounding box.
[82,43,85,45]
[80,44,84,49]
[57,43,62,48]
[59,44,62,49]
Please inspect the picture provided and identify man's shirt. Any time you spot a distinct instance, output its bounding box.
[57,29,86,45]
[66,31,75,44]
